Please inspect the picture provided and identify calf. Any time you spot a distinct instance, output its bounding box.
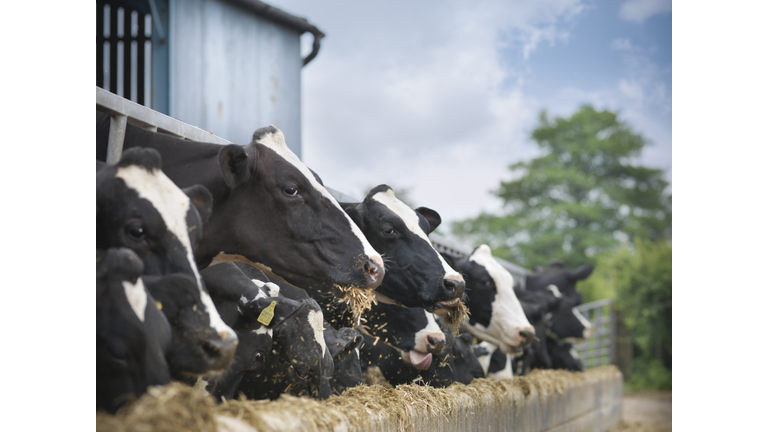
[96,248,170,413]
[341,185,465,319]
[442,245,534,355]
[97,112,384,295]
[96,148,238,372]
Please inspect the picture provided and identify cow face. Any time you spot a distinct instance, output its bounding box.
[442,245,534,355]
[96,148,238,359]
[343,185,465,314]
[362,302,446,371]
[443,324,486,385]
[526,261,594,303]
[96,248,170,413]
[547,337,584,372]
[545,285,594,343]
[202,126,384,295]
[237,298,335,400]
[324,326,364,395]
[142,274,238,378]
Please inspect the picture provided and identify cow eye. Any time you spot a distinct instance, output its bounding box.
[294,369,310,382]
[126,225,146,241]
[253,351,265,365]
[282,186,299,197]
[382,228,398,237]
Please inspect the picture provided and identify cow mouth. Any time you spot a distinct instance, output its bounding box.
[437,298,462,308]
[405,350,433,370]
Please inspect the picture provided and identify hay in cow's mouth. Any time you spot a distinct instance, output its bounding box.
[442,299,469,333]
[333,284,377,326]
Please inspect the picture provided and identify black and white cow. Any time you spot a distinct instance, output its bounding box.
[97,113,385,296]
[96,248,171,413]
[474,341,515,380]
[540,285,594,343]
[324,325,365,395]
[341,185,465,316]
[547,337,584,372]
[526,261,595,304]
[442,245,535,355]
[96,148,239,373]
[201,262,340,400]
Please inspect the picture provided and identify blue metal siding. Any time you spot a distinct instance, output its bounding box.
[169,0,303,157]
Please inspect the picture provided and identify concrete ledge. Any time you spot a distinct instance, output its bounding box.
[97,366,623,432]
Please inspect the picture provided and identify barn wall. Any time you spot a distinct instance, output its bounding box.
[168,0,303,157]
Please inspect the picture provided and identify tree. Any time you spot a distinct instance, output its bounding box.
[451,105,671,268]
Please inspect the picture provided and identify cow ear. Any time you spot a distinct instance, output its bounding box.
[568,264,594,281]
[218,144,252,188]
[183,184,213,223]
[415,207,441,234]
[337,328,363,360]
[343,203,366,229]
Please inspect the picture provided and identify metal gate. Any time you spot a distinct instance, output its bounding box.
[574,299,615,368]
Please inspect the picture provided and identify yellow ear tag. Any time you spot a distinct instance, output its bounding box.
[257,301,277,326]
[156,301,163,310]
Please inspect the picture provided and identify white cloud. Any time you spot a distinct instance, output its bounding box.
[619,0,672,23]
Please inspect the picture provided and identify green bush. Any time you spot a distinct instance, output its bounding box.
[579,237,672,390]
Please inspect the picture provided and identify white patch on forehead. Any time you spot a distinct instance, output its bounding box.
[547,285,563,298]
[468,245,532,348]
[117,165,236,341]
[253,326,273,337]
[371,189,461,278]
[122,278,148,322]
[250,278,281,297]
[307,310,327,356]
[256,130,381,263]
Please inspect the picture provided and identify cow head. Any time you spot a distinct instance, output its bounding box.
[237,297,335,400]
[526,261,594,302]
[200,126,384,296]
[342,185,465,314]
[96,248,170,413]
[442,245,534,355]
[142,274,239,378]
[324,326,364,395]
[544,285,594,343]
[362,302,446,371]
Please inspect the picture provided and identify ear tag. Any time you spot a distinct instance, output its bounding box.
[155,301,163,310]
[257,301,277,326]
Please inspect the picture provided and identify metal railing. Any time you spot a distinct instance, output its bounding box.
[97,88,615,368]
[573,299,615,369]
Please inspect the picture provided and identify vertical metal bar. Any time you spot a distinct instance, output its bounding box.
[97,3,104,89]
[109,5,119,93]
[106,115,127,164]
[610,303,617,365]
[136,13,146,106]
[122,8,132,102]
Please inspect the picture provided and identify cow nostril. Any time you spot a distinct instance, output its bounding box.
[363,259,384,287]
[442,278,465,295]
[519,330,535,346]
[203,340,222,359]
[426,335,446,353]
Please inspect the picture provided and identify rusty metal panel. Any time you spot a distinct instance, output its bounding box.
[169,0,302,157]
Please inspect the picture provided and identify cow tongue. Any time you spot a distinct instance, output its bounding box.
[408,351,432,370]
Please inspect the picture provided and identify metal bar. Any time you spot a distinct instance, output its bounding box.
[106,114,127,164]
[123,10,132,101]
[97,4,104,89]
[136,13,146,106]
[97,86,232,145]
[109,6,119,93]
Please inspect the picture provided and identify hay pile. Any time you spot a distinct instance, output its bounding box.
[97,366,621,432]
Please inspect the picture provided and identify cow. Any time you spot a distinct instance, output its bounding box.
[340,185,466,318]
[540,285,594,343]
[547,337,584,372]
[324,325,365,395]
[96,148,239,373]
[97,112,385,297]
[526,261,595,304]
[441,245,535,356]
[201,262,342,400]
[474,341,515,380]
[96,248,171,413]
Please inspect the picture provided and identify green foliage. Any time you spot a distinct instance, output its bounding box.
[451,105,671,268]
[580,237,672,390]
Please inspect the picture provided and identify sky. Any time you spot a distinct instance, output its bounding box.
[263,0,671,226]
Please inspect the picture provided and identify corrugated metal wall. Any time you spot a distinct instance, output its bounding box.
[168,0,303,157]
